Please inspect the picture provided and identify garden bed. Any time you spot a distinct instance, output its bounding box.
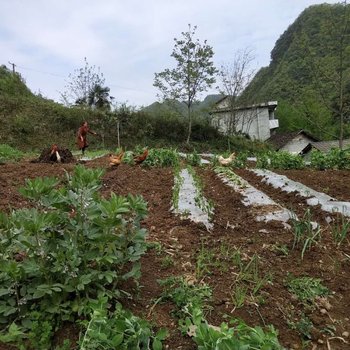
[0,156,349,349]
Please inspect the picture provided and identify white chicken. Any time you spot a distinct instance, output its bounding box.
[218,152,236,166]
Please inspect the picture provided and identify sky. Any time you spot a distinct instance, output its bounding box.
[0,0,340,108]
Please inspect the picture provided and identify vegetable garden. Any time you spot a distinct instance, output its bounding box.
[0,148,349,349]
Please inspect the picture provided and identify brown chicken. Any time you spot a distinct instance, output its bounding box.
[133,149,149,165]
[50,144,61,162]
[109,150,125,167]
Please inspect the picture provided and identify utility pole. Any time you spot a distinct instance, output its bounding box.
[8,61,16,74]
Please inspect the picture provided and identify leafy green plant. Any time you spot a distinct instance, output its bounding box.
[310,148,350,170]
[0,144,24,162]
[232,152,248,168]
[286,275,329,306]
[0,165,149,346]
[287,313,313,340]
[172,165,183,210]
[141,148,180,167]
[214,166,247,188]
[79,297,167,350]
[256,153,270,169]
[186,151,201,166]
[182,306,283,350]
[256,151,305,170]
[187,165,214,220]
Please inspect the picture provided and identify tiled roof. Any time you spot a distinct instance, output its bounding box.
[312,139,350,152]
[267,130,318,150]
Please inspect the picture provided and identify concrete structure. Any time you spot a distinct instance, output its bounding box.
[210,97,279,141]
[267,130,318,155]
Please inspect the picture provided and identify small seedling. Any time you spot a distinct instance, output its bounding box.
[161,255,175,269]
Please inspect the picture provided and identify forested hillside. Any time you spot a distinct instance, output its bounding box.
[0,66,235,152]
[242,3,350,141]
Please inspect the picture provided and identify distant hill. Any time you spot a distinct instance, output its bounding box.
[242,3,350,140]
[142,94,224,119]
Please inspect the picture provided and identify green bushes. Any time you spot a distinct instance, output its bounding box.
[256,151,305,169]
[0,144,24,162]
[0,165,149,347]
[310,148,350,170]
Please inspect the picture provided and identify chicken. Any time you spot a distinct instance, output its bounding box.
[109,150,125,167]
[218,152,236,166]
[50,144,61,163]
[133,149,149,165]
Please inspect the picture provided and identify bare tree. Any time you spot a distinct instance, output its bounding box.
[216,48,256,135]
[61,57,109,108]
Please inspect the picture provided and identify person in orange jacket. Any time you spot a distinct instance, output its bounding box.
[76,121,97,155]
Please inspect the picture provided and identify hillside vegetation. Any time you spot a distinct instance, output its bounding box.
[242,3,350,141]
[0,65,267,153]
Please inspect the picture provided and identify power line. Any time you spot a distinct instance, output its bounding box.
[16,64,66,78]
[14,63,151,94]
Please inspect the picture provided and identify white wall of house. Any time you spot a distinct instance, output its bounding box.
[211,101,278,141]
[280,134,312,154]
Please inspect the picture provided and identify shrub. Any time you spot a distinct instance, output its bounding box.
[0,165,148,345]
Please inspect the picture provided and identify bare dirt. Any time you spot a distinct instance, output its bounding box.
[0,156,349,350]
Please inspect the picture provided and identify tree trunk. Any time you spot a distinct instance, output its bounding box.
[117,120,120,148]
[186,105,192,144]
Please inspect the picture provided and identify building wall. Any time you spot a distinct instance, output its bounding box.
[212,107,271,141]
[280,134,312,154]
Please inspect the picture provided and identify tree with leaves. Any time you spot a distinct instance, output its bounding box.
[154,24,217,144]
[217,48,256,135]
[88,84,113,111]
[61,58,113,110]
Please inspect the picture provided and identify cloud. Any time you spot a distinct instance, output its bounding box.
[0,0,340,106]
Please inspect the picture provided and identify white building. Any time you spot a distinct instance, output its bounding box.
[210,97,279,141]
[267,130,318,155]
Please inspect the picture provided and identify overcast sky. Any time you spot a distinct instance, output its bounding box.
[0,0,339,107]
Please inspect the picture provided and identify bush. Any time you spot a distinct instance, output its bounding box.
[0,144,24,162]
[0,165,148,346]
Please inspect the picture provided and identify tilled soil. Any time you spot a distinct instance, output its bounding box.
[0,157,349,349]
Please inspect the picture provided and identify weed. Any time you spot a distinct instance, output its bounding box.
[286,275,329,306]
[231,284,247,309]
[272,244,289,256]
[158,276,212,317]
[195,242,215,279]
[147,241,163,255]
[161,255,175,269]
[288,313,313,340]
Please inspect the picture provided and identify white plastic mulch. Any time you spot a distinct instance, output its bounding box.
[252,169,350,217]
[174,168,213,230]
[216,171,294,228]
